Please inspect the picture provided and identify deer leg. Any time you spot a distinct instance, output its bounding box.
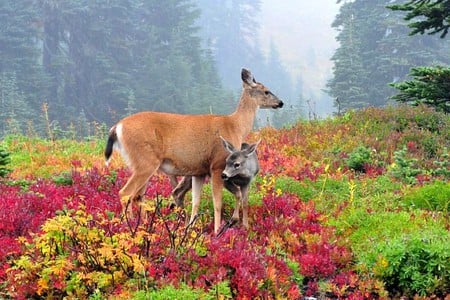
[134,181,150,220]
[172,176,193,208]
[119,160,160,219]
[230,185,242,222]
[189,175,205,224]
[211,171,225,234]
[241,185,250,229]
[168,175,179,188]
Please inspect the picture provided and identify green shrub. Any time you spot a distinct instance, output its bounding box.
[52,171,74,186]
[341,210,450,297]
[346,146,372,172]
[0,147,11,178]
[131,283,231,300]
[402,181,450,213]
[390,147,422,184]
[273,176,314,200]
[432,148,450,178]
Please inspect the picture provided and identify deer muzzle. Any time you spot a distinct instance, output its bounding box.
[274,100,284,108]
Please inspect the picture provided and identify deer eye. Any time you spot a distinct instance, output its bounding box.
[264,91,270,95]
[233,162,241,169]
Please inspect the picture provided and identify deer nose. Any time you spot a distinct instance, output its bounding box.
[273,100,284,109]
[221,173,229,180]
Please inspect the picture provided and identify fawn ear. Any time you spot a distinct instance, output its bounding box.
[220,136,236,153]
[241,68,256,87]
[244,139,261,156]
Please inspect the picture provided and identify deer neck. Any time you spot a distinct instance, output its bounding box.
[230,89,258,138]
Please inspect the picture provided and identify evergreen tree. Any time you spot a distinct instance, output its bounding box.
[390,66,450,113]
[327,0,450,111]
[388,0,450,38]
[196,0,265,89]
[1,0,234,136]
[388,1,450,113]
[327,2,369,110]
[0,0,48,130]
[132,0,230,115]
[0,73,31,135]
[263,41,302,127]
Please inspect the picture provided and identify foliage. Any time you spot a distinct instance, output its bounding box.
[0,134,109,178]
[132,283,227,300]
[335,209,450,297]
[346,146,372,173]
[0,146,11,178]
[390,65,450,113]
[1,168,387,299]
[0,106,449,298]
[402,180,450,212]
[388,0,450,38]
[389,146,423,184]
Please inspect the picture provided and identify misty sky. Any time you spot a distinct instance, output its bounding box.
[259,0,341,115]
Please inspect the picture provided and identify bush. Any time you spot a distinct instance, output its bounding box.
[390,147,422,184]
[340,210,450,297]
[346,146,372,173]
[2,105,449,298]
[402,181,450,213]
[131,283,231,299]
[0,147,11,178]
[1,170,388,299]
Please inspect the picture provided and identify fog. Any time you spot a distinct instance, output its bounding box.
[259,0,341,116]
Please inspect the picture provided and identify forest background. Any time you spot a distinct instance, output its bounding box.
[1,0,449,139]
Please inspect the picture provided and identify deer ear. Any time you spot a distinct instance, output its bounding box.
[244,139,261,156]
[241,68,256,87]
[240,142,250,150]
[220,136,236,153]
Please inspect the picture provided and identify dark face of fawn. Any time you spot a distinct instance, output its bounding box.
[221,138,260,183]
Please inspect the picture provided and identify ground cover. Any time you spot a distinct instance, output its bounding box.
[0,105,448,299]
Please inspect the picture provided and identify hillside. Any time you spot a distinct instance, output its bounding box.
[0,105,449,298]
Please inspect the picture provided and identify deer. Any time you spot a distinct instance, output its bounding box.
[104,68,283,234]
[220,136,260,230]
[170,138,260,229]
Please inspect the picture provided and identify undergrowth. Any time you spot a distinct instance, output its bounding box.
[0,105,449,298]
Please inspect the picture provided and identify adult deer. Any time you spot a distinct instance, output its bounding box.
[105,68,283,234]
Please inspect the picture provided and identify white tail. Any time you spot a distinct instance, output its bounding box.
[105,68,283,234]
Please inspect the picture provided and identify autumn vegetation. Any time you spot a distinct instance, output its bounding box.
[0,105,449,299]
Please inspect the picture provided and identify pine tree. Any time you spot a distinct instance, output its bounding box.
[326,1,369,110]
[133,0,230,115]
[327,0,450,111]
[388,0,450,38]
[264,41,301,127]
[0,146,11,178]
[0,0,48,128]
[388,1,450,113]
[0,73,32,136]
[390,66,450,113]
[1,0,233,136]
[196,0,264,89]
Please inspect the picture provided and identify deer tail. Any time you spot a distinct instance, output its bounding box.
[105,126,117,167]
